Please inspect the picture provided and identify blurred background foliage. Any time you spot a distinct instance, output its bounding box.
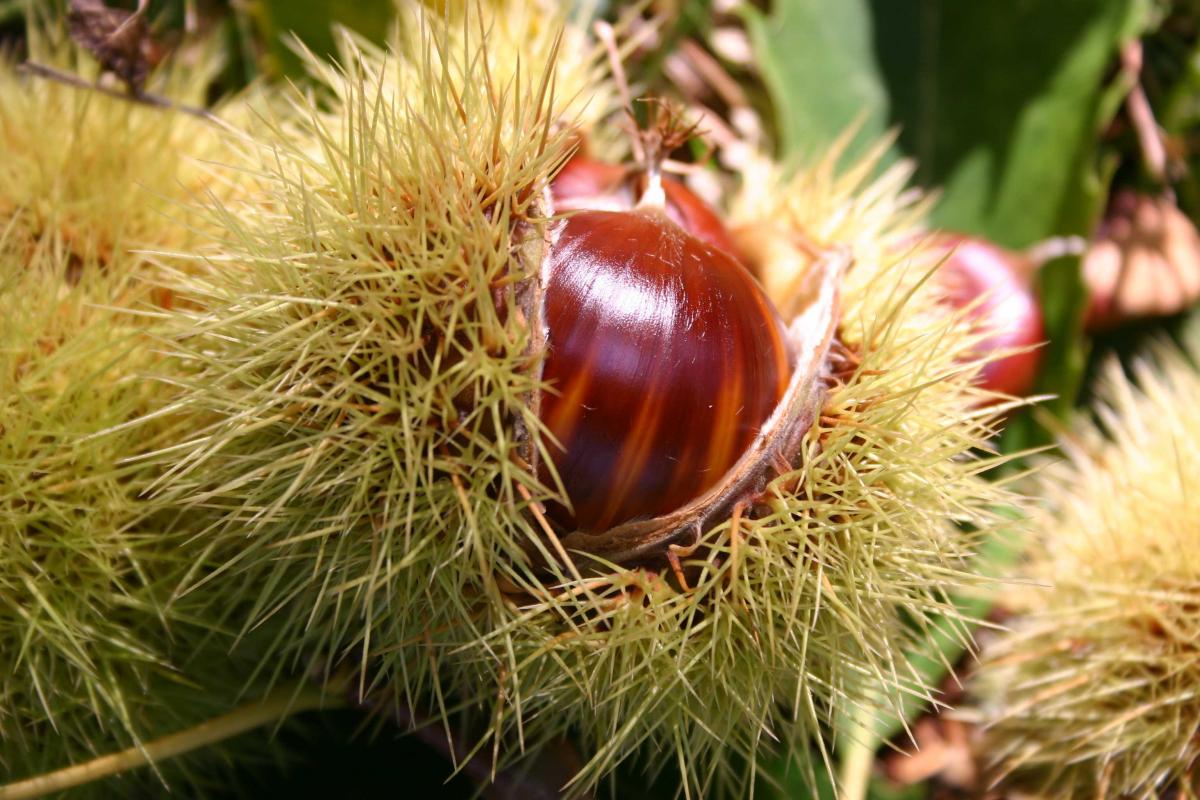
[4,0,1200,797]
[749,0,1200,456]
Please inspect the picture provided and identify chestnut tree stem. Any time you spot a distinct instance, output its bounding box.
[0,684,333,799]
[1121,41,1168,186]
[17,61,222,125]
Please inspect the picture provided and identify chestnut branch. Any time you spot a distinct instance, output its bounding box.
[17,61,222,125]
[0,684,333,799]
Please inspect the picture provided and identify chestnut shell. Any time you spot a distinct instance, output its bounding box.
[540,208,793,532]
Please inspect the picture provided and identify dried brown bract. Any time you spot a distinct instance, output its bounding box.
[1085,190,1200,330]
[68,0,159,94]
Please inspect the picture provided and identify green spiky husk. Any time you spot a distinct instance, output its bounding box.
[0,24,291,789]
[118,4,1032,796]
[976,341,1200,799]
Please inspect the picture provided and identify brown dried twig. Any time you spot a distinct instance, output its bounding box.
[17,61,222,125]
[1121,40,1169,187]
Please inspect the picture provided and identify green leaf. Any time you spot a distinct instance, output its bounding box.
[752,0,1153,446]
[752,0,1149,244]
[255,0,394,78]
[757,753,838,800]
[874,0,1149,246]
[869,778,929,800]
[744,0,894,165]
[1003,9,1146,447]
[0,0,24,24]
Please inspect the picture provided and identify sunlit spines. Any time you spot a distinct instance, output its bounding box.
[137,0,582,728]
[976,340,1200,799]
[123,5,1030,798]
[0,20,277,786]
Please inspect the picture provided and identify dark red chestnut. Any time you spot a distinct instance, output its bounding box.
[538,206,794,532]
[930,236,1045,398]
[550,155,631,211]
[550,154,744,260]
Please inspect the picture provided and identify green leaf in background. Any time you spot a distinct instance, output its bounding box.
[255,0,394,77]
[745,0,893,165]
[0,0,23,24]
[752,0,1153,447]
[751,0,1149,245]
[872,0,1149,246]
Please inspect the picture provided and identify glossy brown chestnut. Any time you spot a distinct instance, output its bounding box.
[540,207,794,532]
[551,154,743,260]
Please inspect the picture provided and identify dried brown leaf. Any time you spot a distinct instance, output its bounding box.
[68,0,159,94]
[1085,191,1200,330]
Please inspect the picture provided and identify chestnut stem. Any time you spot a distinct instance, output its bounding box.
[0,683,334,799]
[108,0,152,44]
[1121,41,1169,186]
[1023,235,1087,267]
[17,61,223,125]
[638,169,666,209]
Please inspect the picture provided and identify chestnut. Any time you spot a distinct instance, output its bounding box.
[550,153,745,260]
[527,163,842,563]
[928,235,1045,398]
[539,206,793,532]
